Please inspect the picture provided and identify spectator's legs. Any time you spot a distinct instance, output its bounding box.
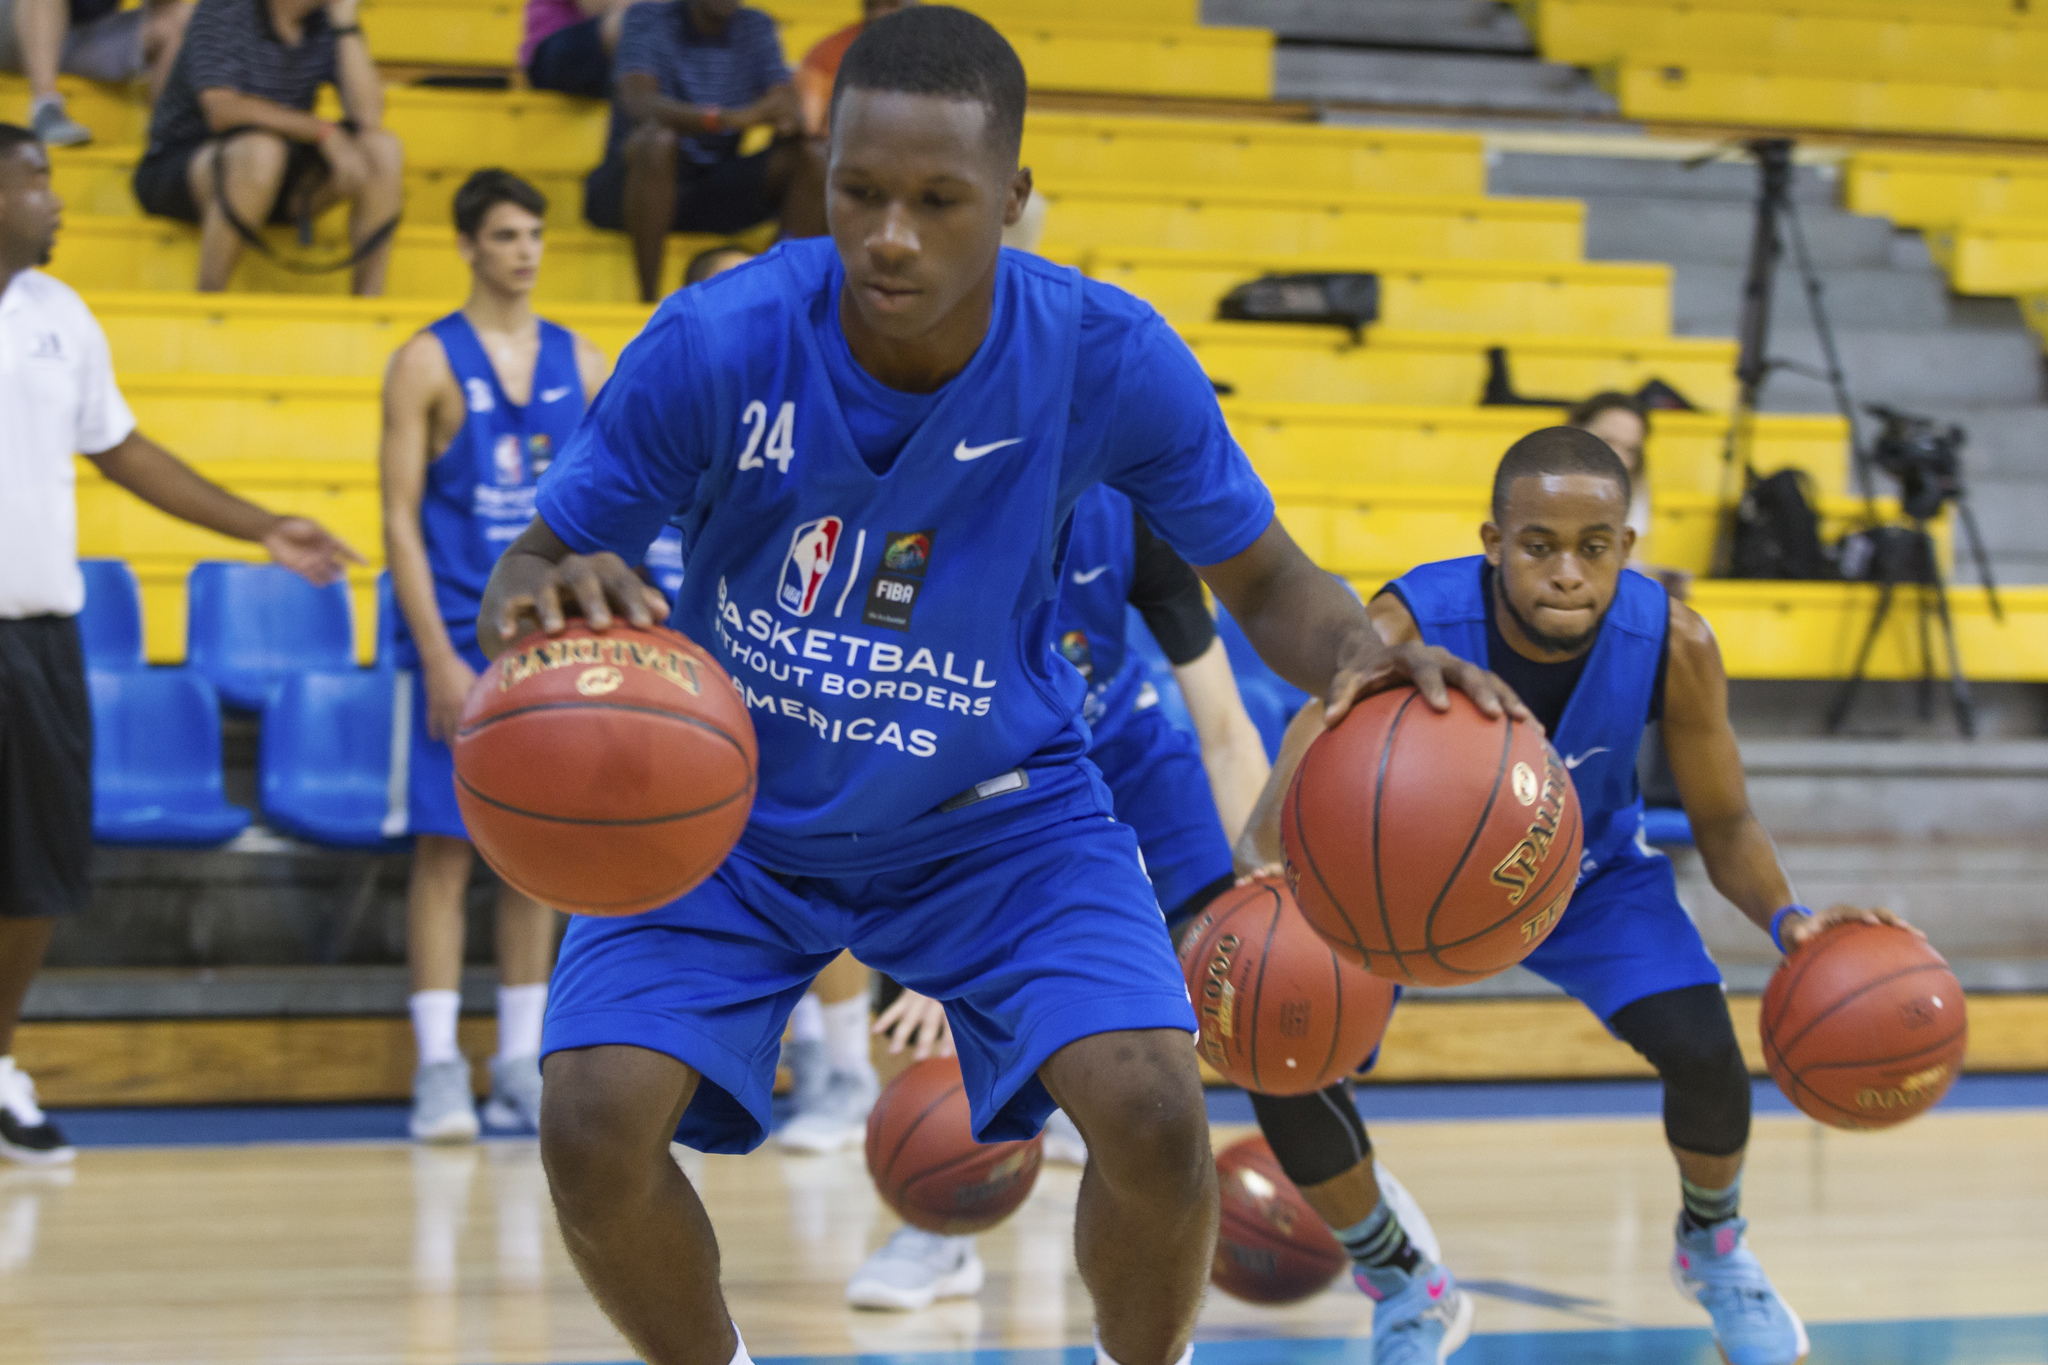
[407,834,473,1005]
[11,0,64,109]
[766,136,827,239]
[140,0,191,105]
[596,0,640,56]
[0,919,56,1060]
[494,887,555,994]
[622,121,678,303]
[341,127,403,297]
[184,131,292,292]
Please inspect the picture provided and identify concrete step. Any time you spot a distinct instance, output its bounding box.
[1490,151,1842,208]
[1204,0,1534,51]
[1735,739,2048,840]
[1740,326,2046,412]
[1729,680,2048,738]
[1579,199,1905,270]
[1670,261,1955,334]
[1273,47,1617,115]
[22,964,506,1021]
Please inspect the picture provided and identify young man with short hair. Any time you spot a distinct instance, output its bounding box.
[479,11,1515,1365]
[1,123,358,1163]
[1238,426,1914,1365]
[131,0,402,294]
[379,168,610,1143]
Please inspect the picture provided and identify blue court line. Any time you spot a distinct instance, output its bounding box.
[561,1314,2048,1365]
[45,1073,2048,1148]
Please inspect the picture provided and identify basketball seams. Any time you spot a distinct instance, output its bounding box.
[882,1083,963,1190]
[1773,961,1959,1064]
[1247,887,1282,1093]
[455,769,754,826]
[1370,694,1423,982]
[459,697,754,755]
[1289,740,1373,974]
[1417,711,1517,980]
[1793,1025,1967,1074]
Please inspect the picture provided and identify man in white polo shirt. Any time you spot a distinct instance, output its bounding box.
[0,122,359,1165]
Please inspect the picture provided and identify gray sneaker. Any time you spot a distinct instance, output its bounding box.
[785,1037,829,1112]
[846,1226,983,1311]
[30,100,91,148]
[777,1068,880,1153]
[482,1054,542,1132]
[410,1061,480,1144]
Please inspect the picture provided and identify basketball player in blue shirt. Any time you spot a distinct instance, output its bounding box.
[477,12,1520,1365]
[379,169,610,1144]
[1239,427,1913,1365]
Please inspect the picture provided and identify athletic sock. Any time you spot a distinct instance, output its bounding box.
[1336,1198,1423,1277]
[790,992,825,1044]
[29,95,62,119]
[496,983,548,1061]
[410,989,463,1067]
[1680,1173,1742,1233]
[821,994,875,1079]
[1093,1332,1191,1365]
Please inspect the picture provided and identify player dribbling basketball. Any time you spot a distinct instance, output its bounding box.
[476,11,1518,1365]
[1241,426,1917,1365]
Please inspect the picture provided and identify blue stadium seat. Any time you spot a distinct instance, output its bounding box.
[1641,806,1694,847]
[78,559,145,670]
[185,562,355,710]
[374,570,402,669]
[260,669,409,850]
[89,670,252,846]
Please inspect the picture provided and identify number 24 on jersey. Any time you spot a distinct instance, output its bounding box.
[738,401,796,474]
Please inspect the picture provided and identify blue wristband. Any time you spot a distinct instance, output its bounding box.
[1771,904,1814,954]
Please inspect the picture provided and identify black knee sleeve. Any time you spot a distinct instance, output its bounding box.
[1248,1083,1375,1190]
[1609,983,1752,1157]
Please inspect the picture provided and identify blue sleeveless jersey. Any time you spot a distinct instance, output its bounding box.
[536,239,1275,875]
[396,313,586,664]
[1056,485,1154,741]
[1391,556,1668,878]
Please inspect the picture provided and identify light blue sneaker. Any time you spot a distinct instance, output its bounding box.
[1671,1217,1810,1365]
[1357,1261,1475,1364]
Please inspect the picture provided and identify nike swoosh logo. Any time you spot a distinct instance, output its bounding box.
[539,385,573,403]
[1070,565,1110,584]
[954,437,1022,462]
[1563,748,1609,769]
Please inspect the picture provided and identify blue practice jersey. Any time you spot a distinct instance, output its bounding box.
[1056,485,1153,739]
[536,239,1274,874]
[396,313,586,664]
[1389,556,1669,879]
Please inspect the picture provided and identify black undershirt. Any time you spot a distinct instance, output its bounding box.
[1129,510,1216,666]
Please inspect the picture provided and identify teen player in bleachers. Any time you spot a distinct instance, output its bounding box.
[378,169,610,1144]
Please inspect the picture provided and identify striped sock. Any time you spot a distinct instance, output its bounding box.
[1335,1198,1421,1276]
[1680,1173,1742,1231]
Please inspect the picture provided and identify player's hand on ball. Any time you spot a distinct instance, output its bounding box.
[1325,638,1532,729]
[874,990,954,1061]
[494,551,669,641]
[1781,904,1925,953]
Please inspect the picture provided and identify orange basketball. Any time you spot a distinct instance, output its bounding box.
[1761,922,1967,1131]
[453,624,756,916]
[1180,877,1397,1095]
[865,1057,1044,1235]
[1211,1135,1346,1304]
[1281,687,1583,988]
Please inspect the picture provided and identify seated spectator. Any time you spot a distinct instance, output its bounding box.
[1568,391,1691,597]
[0,0,191,146]
[585,0,823,303]
[791,0,908,138]
[682,239,748,284]
[521,0,641,99]
[131,0,402,295]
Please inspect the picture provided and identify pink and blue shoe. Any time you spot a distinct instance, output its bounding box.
[1357,1261,1475,1364]
[1672,1216,1810,1365]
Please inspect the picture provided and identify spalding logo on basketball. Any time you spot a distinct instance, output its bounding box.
[1281,687,1583,987]
[453,624,756,916]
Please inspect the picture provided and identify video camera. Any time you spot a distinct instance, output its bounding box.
[1865,404,1967,523]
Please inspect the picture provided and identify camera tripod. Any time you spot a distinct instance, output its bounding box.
[1824,522,1978,736]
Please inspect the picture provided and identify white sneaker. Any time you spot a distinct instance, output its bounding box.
[847,1226,984,1311]
[410,1061,480,1143]
[482,1054,543,1131]
[777,1069,879,1153]
[0,1060,73,1166]
[1042,1108,1088,1166]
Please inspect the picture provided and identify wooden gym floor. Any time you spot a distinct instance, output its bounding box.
[2,1083,2045,1365]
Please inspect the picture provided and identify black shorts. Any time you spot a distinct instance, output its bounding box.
[0,617,92,919]
[584,148,775,235]
[526,16,609,98]
[133,134,328,226]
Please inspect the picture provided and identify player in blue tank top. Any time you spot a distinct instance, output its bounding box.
[473,13,1520,1365]
[378,171,612,1146]
[1240,429,1917,1365]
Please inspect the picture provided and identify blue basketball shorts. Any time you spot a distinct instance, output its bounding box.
[1521,843,1724,1023]
[384,642,488,842]
[1090,702,1234,922]
[543,812,1199,1154]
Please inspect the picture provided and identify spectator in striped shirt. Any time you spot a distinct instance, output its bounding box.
[584,0,824,302]
[131,0,402,295]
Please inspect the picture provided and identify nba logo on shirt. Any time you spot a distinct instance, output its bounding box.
[465,377,496,413]
[492,434,525,486]
[777,516,843,616]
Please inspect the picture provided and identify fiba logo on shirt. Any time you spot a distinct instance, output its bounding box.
[492,434,525,486]
[776,516,844,616]
[465,377,495,413]
[527,433,554,476]
[1058,630,1095,680]
[863,530,934,632]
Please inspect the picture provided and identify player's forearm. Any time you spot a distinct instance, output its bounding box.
[334,31,384,128]
[383,517,463,669]
[1198,723,1268,847]
[200,88,326,142]
[1691,812,1797,935]
[1204,528,1380,700]
[90,433,283,543]
[1233,700,1321,872]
